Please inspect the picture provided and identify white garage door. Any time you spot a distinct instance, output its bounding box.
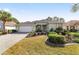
[18,26,33,32]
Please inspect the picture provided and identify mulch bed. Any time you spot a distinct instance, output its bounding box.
[45,40,78,47]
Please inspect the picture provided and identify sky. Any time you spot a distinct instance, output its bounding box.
[0,3,79,22]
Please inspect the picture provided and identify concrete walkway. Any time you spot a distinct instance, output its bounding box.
[0,33,27,54]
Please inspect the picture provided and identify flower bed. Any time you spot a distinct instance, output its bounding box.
[47,32,79,46]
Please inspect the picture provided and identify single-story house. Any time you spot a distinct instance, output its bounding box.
[5,21,16,30]
[0,21,17,32]
[17,17,65,32]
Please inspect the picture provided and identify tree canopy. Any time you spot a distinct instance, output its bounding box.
[0,10,19,24]
[71,3,79,12]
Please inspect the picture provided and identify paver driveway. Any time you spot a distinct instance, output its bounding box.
[0,33,27,54]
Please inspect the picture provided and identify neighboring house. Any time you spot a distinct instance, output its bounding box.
[0,20,3,31]
[0,20,17,32]
[17,16,64,32]
[5,21,16,30]
[63,20,79,30]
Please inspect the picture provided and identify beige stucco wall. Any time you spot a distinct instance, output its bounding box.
[48,23,63,31]
[17,17,65,32]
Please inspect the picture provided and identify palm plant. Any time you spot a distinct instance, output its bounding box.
[0,10,19,33]
[9,17,19,29]
[9,17,19,24]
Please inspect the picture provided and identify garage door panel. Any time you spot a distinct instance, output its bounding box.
[19,26,33,32]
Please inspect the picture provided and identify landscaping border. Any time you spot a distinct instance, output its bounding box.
[45,40,78,47]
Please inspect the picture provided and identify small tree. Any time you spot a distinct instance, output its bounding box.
[55,27,63,34]
[0,10,19,33]
[50,28,54,32]
[70,28,77,32]
[71,4,79,12]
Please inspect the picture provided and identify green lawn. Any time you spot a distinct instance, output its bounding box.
[2,35,79,55]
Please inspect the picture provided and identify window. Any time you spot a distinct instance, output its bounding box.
[54,16,59,21]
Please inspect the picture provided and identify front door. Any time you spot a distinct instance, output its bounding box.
[36,25,42,32]
[42,25,47,32]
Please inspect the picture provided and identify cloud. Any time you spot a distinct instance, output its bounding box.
[0,8,11,13]
[3,8,11,12]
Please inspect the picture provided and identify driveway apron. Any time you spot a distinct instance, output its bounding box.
[0,33,27,54]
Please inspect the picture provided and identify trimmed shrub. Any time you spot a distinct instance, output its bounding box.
[2,32,7,34]
[69,29,77,32]
[0,29,2,32]
[47,32,57,36]
[8,30,17,33]
[36,29,42,32]
[48,32,57,34]
[0,32,3,35]
[69,32,79,37]
[50,28,54,32]
[48,34,65,44]
[12,30,17,33]
[55,27,63,34]
[28,32,36,37]
[73,38,79,43]
[8,30,12,33]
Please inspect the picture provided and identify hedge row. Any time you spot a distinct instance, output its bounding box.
[69,32,79,37]
[48,33,66,44]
